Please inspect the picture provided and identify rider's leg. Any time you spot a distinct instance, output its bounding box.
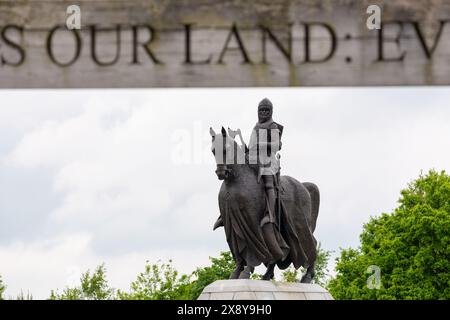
[260,175,277,226]
[261,175,285,262]
[264,175,277,220]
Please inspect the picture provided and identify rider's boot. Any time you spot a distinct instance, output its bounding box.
[262,223,284,263]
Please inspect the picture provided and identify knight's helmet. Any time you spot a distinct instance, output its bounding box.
[258,98,273,123]
[258,98,273,113]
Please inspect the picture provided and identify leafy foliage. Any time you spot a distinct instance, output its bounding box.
[187,251,236,299]
[281,266,300,283]
[312,243,332,287]
[281,243,331,286]
[328,170,450,300]
[250,273,263,280]
[47,251,331,300]
[117,260,192,300]
[50,264,114,300]
[48,254,235,300]
[0,275,5,300]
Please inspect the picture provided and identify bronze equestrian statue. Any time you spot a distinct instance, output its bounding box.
[210,98,320,282]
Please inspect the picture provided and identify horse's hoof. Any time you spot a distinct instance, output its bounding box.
[229,265,244,279]
[261,273,274,281]
[300,275,313,283]
[238,271,251,279]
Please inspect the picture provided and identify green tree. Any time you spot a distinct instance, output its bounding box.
[50,264,114,300]
[314,243,332,286]
[117,260,192,300]
[0,275,5,300]
[188,251,236,299]
[281,243,331,286]
[328,170,450,300]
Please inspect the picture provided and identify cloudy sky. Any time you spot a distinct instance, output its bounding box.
[0,87,449,299]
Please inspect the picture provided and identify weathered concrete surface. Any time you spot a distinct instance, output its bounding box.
[197,280,334,300]
[1,0,450,87]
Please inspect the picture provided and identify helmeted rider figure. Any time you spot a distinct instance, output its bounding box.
[213,98,283,238]
[248,98,283,228]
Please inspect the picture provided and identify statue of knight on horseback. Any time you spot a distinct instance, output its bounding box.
[210,98,320,282]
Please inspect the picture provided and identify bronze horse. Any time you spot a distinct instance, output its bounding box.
[210,126,320,282]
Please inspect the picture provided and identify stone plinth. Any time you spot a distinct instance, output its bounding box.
[197,280,333,300]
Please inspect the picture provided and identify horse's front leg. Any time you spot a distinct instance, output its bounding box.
[262,263,276,280]
[229,259,244,279]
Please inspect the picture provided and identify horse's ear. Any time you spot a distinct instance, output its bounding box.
[221,126,227,137]
[209,127,216,136]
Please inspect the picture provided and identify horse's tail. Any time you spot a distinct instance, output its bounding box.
[303,182,320,233]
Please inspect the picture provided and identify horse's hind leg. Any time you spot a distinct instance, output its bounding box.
[262,263,276,281]
[300,263,315,283]
[238,265,254,279]
[230,259,244,279]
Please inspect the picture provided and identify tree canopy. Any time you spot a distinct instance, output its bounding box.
[50,264,114,300]
[44,247,331,300]
[117,260,192,300]
[328,170,450,299]
[188,251,236,299]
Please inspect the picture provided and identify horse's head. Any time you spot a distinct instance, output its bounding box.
[210,126,243,180]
